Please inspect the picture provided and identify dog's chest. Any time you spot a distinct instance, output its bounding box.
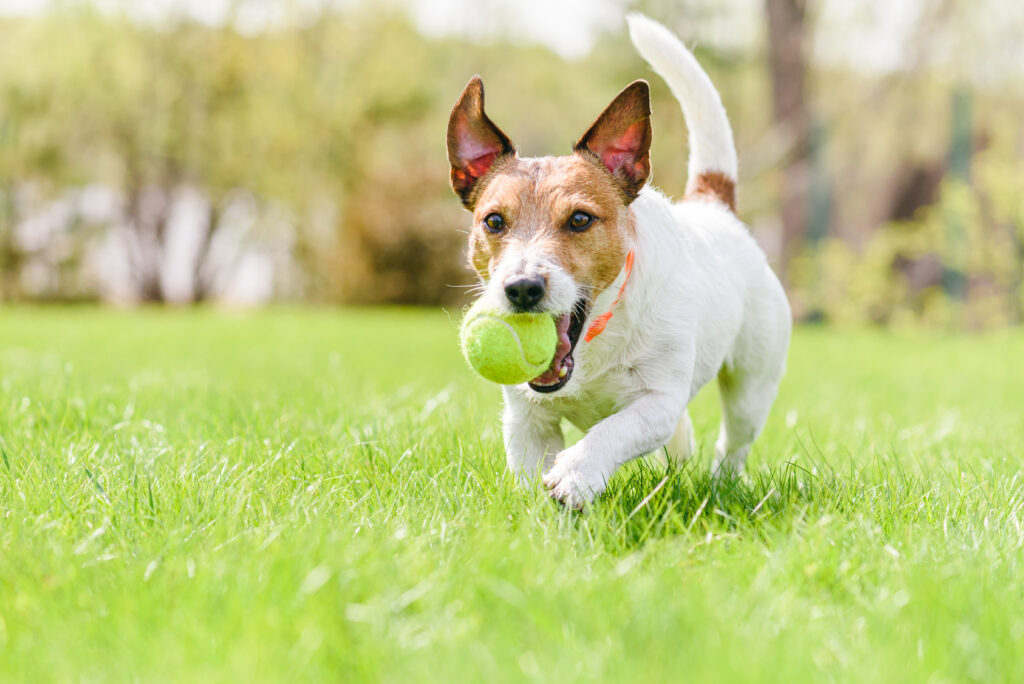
[544,368,640,431]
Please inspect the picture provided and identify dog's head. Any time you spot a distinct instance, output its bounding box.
[447,76,651,394]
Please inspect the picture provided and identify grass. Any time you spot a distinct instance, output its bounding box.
[1,307,1023,682]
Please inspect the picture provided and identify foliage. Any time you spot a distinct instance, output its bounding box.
[0,2,1022,323]
[789,115,1024,328]
[1,309,1023,680]
[0,7,478,302]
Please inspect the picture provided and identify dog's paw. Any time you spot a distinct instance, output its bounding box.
[711,445,750,482]
[542,445,609,509]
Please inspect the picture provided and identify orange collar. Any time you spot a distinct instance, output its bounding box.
[584,250,634,343]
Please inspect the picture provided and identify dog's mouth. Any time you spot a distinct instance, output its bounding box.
[528,299,589,393]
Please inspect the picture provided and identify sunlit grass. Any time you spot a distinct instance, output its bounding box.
[1,308,1022,682]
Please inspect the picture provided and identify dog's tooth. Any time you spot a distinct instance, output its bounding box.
[559,367,568,378]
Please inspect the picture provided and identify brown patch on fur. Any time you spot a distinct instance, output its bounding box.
[684,171,736,213]
[467,154,633,296]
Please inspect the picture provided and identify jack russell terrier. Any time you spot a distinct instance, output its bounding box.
[446,14,791,507]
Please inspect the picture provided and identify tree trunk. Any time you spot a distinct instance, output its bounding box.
[765,0,812,275]
[191,199,221,304]
[0,182,18,301]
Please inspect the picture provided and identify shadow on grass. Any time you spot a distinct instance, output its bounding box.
[581,448,850,554]
[573,435,963,554]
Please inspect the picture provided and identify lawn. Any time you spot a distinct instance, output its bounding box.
[1,307,1022,682]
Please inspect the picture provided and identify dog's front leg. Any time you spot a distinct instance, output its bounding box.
[543,389,686,508]
[502,390,563,488]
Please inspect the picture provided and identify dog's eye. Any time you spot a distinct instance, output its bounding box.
[483,213,505,233]
[567,211,595,232]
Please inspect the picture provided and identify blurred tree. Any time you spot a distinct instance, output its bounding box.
[764,0,812,274]
[0,106,22,300]
[941,85,972,304]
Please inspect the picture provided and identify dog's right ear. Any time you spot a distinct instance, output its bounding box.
[447,76,515,209]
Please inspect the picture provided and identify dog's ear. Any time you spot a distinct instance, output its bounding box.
[574,80,652,202]
[447,76,515,209]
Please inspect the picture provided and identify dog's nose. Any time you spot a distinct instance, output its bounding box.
[504,276,546,310]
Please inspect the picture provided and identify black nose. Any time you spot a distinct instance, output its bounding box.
[504,276,546,309]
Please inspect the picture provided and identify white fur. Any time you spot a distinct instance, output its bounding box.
[498,15,792,507]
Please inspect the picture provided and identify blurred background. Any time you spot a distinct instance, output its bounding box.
[0,0,1021,327]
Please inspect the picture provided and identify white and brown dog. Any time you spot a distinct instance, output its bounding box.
[446,14,791,507]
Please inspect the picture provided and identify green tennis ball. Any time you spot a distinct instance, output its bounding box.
[459,300,557,385]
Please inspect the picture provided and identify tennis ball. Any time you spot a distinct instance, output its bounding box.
[459,300,557,385]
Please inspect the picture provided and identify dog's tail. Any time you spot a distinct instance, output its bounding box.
[627,13,737,212]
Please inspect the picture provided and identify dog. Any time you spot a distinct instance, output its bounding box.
[446,14,791,507]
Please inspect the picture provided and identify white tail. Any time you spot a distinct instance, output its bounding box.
[627,13,738,207]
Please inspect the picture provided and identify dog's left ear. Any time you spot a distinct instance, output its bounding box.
[447,76,516,209]
[574,80,652,202]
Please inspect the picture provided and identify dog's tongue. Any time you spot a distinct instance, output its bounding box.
[531,313,572,386]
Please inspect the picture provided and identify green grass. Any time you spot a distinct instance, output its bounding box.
[1,308,1023,682]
